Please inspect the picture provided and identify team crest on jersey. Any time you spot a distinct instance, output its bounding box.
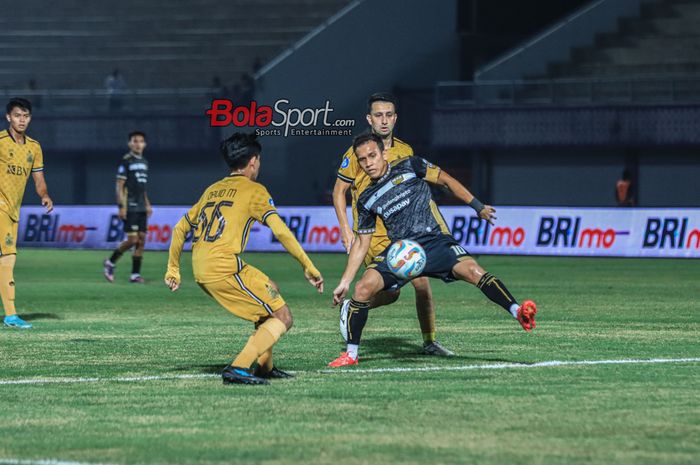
[392,176,405,186]
[26,152,33,163]
[5,233,13,246]
[265,283,280,299]
[341,157,350,168]
[9,150,14,158]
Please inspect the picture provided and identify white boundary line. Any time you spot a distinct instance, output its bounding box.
[321,357,700,374]
[1,358,698,385]
[0,459,120,465]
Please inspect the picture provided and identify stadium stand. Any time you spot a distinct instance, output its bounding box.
[0,0,350,90]
[460,0,700,105]
[546,0,700,78]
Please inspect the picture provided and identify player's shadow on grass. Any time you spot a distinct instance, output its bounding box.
[22,312,61,321]
[174,364,225,374]
[361,336,523,365]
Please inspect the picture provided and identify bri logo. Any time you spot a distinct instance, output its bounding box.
[22,214,97,243]
[536,216,628,249]
[270,215,342,245]
[451,216,525,247]
[642,217,700,249]
[106,215,187,244]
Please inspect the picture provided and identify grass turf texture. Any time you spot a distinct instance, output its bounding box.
[1,249,698,465]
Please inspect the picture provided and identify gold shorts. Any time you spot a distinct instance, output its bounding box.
[0,210,18,255]
[364,234,391,267]
[198,265,286,323]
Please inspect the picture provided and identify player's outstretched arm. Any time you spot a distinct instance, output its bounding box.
[266,214,323,294]
[164,216,191,292]
[332,178,354,253]
[435,170,497,225]
[332,233,371,306]
[31,171,53,213]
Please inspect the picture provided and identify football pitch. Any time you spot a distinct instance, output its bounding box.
[1,250,698,465]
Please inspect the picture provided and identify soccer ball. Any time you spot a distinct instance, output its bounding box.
[386,240,426,279]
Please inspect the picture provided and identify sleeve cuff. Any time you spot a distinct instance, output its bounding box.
[337,173,354,183]
[356,228,375,235]
[31,167,44,172]
[261,210,278,224]
[116,175,127,180]
[184,214,197,227]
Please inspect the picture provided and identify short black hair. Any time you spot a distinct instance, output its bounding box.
[352,131,384,155]
[6,98,32,114]
[128,131,146,141]
[220,132,261,170]
[367,92,396,114]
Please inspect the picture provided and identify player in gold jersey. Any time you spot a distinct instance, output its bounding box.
[332,93,454,356]
[165,132,324,385]
[0,98,53,329]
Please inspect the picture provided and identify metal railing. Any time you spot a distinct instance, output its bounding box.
[436,76,700,107]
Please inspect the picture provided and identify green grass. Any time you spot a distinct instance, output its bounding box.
[1,250,698,465]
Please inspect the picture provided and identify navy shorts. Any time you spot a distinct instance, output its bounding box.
[367,234,471,291]
[124,211,148,234]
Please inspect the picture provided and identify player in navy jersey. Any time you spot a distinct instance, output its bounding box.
[103,131,152,283]
[328,133,537,367]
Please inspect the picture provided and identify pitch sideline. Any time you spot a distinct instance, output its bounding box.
[1,357,698,386]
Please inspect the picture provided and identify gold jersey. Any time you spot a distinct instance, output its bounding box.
[336,137,413,235]
[0,129,44,221]
[184,174,277,283]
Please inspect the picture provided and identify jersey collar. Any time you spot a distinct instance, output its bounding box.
[6,129,25,145]
[374,162,393,184]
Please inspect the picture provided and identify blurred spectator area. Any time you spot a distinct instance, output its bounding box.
[0,0,352,113]
[433,0,700,207]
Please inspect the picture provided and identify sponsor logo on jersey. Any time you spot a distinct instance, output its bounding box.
[6,164,29,176]
[265,283,280,299]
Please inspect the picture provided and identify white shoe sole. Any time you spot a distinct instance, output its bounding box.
[339,299,350,342]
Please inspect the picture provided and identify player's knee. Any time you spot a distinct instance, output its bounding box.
[353,279,374,301]
[465,263,484,285]
[272,306,293,330]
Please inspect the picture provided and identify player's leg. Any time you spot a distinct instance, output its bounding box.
[329,267,390,367]
[253,279,293,379]
[451,257,537,331]
[0,215,30,329]
[104,212,139,283]
[228,304,292,383]
[411,277,454,356]
[200,265,292,385]
[129,226,147,283]
[339,235,400,340]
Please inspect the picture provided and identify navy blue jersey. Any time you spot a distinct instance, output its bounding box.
[356,157,450,243]
[116,152,149,212]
